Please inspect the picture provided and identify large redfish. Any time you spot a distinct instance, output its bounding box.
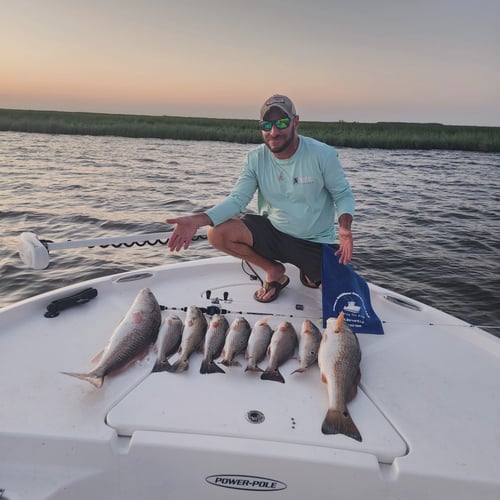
[318,313,362,441]
[61,288,162,388]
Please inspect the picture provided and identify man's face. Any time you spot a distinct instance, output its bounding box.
[261,108,298,157]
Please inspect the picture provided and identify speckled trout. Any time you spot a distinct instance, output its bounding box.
[318,313,362,441]
[61,288,162,388]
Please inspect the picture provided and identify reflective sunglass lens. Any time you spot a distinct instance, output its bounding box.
[259,117,291,131]
[275,118,290,129]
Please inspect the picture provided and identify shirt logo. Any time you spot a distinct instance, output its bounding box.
[293,176,315,184]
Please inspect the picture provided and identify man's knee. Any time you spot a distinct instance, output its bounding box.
[207,221,231,248]
[207,219,252,248]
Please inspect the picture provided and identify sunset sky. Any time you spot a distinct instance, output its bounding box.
[1,0,499,126]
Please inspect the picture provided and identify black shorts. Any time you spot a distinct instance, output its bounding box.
[240,213,337,284]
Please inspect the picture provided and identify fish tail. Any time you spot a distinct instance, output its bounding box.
[321,408,362,442]
[167,358,189,373]
[200,360,226,374]
[261,368,285,384]
[60,371,104,388]
[152,359,171,373]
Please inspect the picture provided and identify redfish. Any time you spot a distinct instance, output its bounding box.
[245,317,273,372]
[61,288,162,388]
[153,314,183,372]
[261,321,297,383]
[200,314,229,374]
[220,316,251,367]
[291,319,322,374]
[168,305,207,373]
[318,313,362,441]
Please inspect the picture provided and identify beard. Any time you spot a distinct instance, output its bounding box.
[263,126,297,154]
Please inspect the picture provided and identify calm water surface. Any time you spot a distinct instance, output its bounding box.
[1,132,499,335]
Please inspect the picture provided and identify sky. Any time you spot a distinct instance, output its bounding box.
[1,0,499,126]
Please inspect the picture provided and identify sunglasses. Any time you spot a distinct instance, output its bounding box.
[258,117,292,132]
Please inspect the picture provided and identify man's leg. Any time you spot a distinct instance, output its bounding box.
[207,218,287,301]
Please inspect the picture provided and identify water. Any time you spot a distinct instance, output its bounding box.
[1,132,499,335]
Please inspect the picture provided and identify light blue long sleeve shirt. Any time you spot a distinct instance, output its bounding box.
[205,135,355,243]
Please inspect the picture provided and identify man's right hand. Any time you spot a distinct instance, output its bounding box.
[165,214,210,251]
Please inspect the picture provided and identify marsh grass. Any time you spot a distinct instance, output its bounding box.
[1,108,498,152]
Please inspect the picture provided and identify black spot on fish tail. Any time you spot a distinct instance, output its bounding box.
[321,408,362,442]
[60,371,104,388]
[200,360,226,374]
[261,368,285,384]
[166,358,189,373]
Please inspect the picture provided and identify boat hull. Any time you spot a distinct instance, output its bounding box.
[1,256,499,499]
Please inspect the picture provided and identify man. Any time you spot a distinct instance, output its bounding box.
[166,94,355,303]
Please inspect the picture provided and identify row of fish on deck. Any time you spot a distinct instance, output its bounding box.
[62,288,363,441]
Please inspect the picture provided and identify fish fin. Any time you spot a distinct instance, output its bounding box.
[245,364,263,373]
[291,366,306,375]
[167,358,189,373]
[334,312,345,332]
[60,371,103,388]
[90,350,104,365]
[321,408,362,442]
[261,368,285,383]
[200,360,226,375]
[220,358,241,367]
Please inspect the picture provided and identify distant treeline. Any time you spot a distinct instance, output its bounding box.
[0,108,498,152]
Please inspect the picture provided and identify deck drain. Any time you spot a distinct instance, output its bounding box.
[246,410,265,424]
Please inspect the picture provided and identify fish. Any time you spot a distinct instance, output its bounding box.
[200,314,229,374]
[261,321,297,383]
[167,305,207,372]
[220,316,251,367]
[245,317,273,372]
[61,288,162,388]
[152,314,184,372]
[291,319,322,374]
[317,312,362,441]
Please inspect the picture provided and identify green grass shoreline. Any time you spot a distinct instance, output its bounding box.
[1,108,498,152]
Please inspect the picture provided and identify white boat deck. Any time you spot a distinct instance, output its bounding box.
[0,256,499,499]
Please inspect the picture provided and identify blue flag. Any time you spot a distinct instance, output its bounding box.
[321,244,384,334]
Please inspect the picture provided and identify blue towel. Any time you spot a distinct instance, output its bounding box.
[321,244,384,334]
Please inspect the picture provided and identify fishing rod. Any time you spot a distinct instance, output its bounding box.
[17,230,207,270]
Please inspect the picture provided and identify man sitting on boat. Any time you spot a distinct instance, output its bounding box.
[166,94,355,303]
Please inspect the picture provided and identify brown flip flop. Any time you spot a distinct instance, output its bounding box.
[253,275,290,303]
[300,270,320,289]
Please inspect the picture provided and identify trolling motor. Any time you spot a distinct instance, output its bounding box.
[17,230,207,269]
